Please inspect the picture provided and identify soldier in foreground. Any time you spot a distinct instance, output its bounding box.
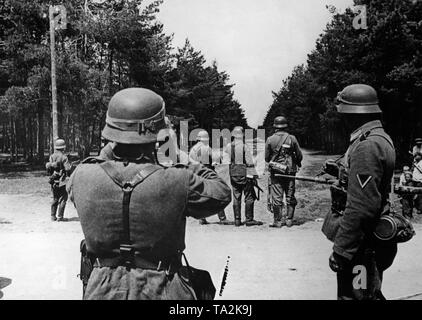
[46,138,71,222]
[265,116,303,228]
[326,84,397,300]
[225,126,263,226]
[189,130,229,225]
[67,88,231,300]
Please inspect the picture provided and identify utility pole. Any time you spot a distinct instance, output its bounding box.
[48,4,67,146]
[49,5,59,143]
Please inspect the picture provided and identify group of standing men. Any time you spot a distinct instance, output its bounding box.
[43,83,405,300]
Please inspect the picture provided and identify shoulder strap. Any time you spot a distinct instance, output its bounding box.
[99,162,163,265]
[271,134,290,162]
[81,156,106,164]
[367,133,395,150]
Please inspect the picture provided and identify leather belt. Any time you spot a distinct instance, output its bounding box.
[93,255,182,274]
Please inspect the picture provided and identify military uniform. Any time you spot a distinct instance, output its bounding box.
[265,130,303,226]
[68,151,231,299]
[189,139,227,223]
[69,88,231,300]
[46,148,71,221]
[412,160,422,214]
[399,175,415,219]
[333,121,397,300]
[225,138,261,226]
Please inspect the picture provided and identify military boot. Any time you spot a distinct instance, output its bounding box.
[269,206,285,228]
[286,206,295,227]
[233,202,242,227]
[199,218,208,225]
[51,203,58,222]
[245,202,263,226]
[217,210,232,225]
[57,202,66,221]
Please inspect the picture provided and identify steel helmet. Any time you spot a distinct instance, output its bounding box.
[197,130,209,142]
[336,84,382,114]
[415,138,422,144]
[273,116,288,129]
[102,88,166,144]
[232,126,244,139]
[54,139,66,150]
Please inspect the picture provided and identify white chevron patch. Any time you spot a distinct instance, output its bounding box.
[356,174,372,189]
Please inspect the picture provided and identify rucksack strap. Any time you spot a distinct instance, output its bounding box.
[271,133,290,162]
[99,162,163,266]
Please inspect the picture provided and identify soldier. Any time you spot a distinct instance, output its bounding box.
[67,88,231,300]
[398,169,415,219]
[412,138,422,158]
[224,126,263,226]
[265,116,303,228]
[189,130,229,225]
[46,138,71,222]
[327,84,397,300]
[412,153,422,215]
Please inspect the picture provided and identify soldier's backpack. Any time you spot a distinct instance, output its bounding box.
[269,133,293,174]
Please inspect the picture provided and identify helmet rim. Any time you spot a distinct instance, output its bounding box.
[336,103,381,114]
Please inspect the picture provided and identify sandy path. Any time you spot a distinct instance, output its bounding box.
[1,150,421,299]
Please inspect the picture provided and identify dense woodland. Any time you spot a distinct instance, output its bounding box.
[263,0,422,164]
[0,0,248,163]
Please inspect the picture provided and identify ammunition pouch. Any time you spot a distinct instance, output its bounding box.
[322,184,347,242]
[79,239,94,296]
[374,212,415,243]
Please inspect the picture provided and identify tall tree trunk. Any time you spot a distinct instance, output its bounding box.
[29,117,34,161]
[22,117,27,160]
[12,118,17,162]
[37,103,45,163]
[109,48,113,95]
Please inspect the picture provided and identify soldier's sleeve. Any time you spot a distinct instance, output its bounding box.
[244,144,255,167]
[45,155,53,170]
[188,145,198,164]
[221,143,231,165]
[265,138,271,163]
[62,154,71,172]
[333,140,384,260]
[66,166,78,203]
[186,164,232,218]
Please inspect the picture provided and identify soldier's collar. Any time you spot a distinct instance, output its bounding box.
[350,120,383,142]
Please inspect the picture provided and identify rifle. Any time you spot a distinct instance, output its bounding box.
[272,173,422,195]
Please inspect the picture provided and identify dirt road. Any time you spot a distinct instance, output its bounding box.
[1,150,421,300]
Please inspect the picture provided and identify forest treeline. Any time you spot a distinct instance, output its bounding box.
[263,0,422,163]
[0,0,248,162]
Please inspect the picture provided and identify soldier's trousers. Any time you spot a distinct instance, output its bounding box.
[231,178,255,220]
[51,185,68,218]
[401,195,414,218]
[84,266,196,300]
[270,174,297,208]
[414,182,422,213]
[336,241,397,300]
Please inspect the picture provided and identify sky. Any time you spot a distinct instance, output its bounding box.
[157,0,354,128]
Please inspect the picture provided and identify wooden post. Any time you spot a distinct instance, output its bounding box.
[49,5,59,144]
